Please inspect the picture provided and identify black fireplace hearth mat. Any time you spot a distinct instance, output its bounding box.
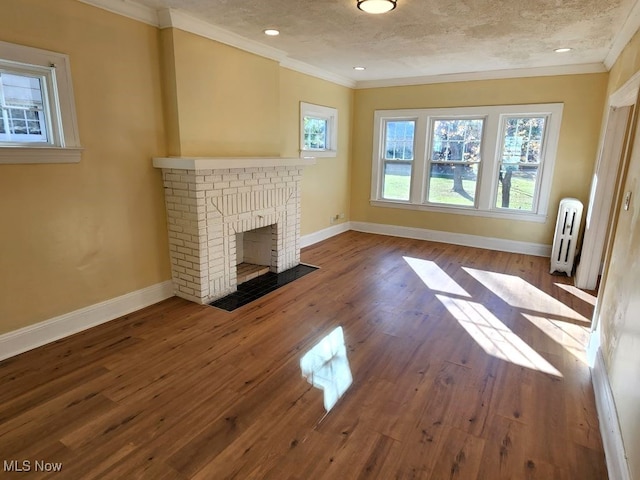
[209,264,318,312]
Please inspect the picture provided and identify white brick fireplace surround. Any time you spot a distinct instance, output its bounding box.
[153,157,316,304]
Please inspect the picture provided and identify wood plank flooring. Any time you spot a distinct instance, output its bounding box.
[0,231,607,479]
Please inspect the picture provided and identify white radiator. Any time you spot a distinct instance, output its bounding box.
[550,198,583,276]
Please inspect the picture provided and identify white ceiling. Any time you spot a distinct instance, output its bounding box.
[95,0,640,86]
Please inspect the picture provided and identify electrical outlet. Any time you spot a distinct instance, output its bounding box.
[339,213,345,219]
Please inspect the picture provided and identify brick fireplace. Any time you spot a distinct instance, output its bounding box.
[153,157,315,304]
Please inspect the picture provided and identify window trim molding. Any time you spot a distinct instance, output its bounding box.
[300,101,337,158]
[0,41,81,164]
[370,103,563,222]
[0,146,83,164]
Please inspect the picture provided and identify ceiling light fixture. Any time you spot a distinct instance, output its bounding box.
[554,47,572,53]
[357,0,397,14]
[264,29,280,36]
[353,66,366,71]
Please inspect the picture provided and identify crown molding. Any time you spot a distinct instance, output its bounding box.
[605,0,640,69]
[280,59,356,88]
[157,8,288,64]
[77,0,158,26]
[355,62,608,89]
[157,9,355,88]
[77,0,619,91]
[78,1,355,88]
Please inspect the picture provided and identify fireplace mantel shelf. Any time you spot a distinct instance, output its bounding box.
[153,156,316,170]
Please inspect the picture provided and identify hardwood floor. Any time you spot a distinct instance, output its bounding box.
[0,231,607,479]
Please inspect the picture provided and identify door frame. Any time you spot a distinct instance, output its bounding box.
[575,73,640,290]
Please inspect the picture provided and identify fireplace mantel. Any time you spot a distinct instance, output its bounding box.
[153,156,316,171]
[154,155,313,304]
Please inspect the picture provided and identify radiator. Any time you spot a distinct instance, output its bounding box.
[550,198,583,276]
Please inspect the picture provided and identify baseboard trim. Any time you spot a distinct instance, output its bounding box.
[592,349,631,480]
[301,222,351,248]
[0,280,174,362]
[350,221,552,257]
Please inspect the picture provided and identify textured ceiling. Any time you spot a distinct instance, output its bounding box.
[133,0,637,82]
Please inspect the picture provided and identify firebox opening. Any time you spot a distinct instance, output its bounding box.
[236,225,275,285]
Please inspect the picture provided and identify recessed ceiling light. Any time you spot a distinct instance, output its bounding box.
[554,48,572,53]
[353,66,366,71]
[264,29,280,36]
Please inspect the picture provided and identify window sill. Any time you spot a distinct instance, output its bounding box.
[370,199,548,223]
[0,146,83,164]
[300,149,336,158]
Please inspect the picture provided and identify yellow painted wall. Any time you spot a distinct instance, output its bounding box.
[168,28,281,157]
[279,68,353,235]
[0,0,170,334]
[352,74,608,245]
[597,27,640,480]
[0,2,354,336]
[161,30,353,235]
[159,29,182,156]
[608,28,640,96]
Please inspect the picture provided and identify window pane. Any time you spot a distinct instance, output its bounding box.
[501,117,545,164]
[497,117,546,210]
[431,119,483,162]
[27,121,42,134]
[427,118,483,206]
[382,120,415,201]
[2,73,44,106]
[12,119,27,134]
[428,163,478,206]
[303,117,327,150]
[9,108,26,120]
[0,72,48,142]
[384,121,414,160]
[382,160,411,201]
[495,166,539,211]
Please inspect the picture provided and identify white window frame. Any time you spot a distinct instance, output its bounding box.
[370,103,563,223]
[300,102,337,158]
[0,40,81,164]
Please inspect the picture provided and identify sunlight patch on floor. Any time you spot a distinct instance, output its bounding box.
[300,326,353,412]
[521,313,590,363]
[437,295,563,377]
[462,267,589,323]
[404,257,471,297]
[554,282,597,306]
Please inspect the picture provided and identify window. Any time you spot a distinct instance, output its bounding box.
[1,71,50,144]
[304,117,327,150]
[300,102,337,158]
[0,40,81,164]
[370,104,563,222]
[496,116,546,211]
[381,119,415,201]
[427,118,484,206]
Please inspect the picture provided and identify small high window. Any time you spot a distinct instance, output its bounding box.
[0,41,81,164]
[300,102,337,158]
